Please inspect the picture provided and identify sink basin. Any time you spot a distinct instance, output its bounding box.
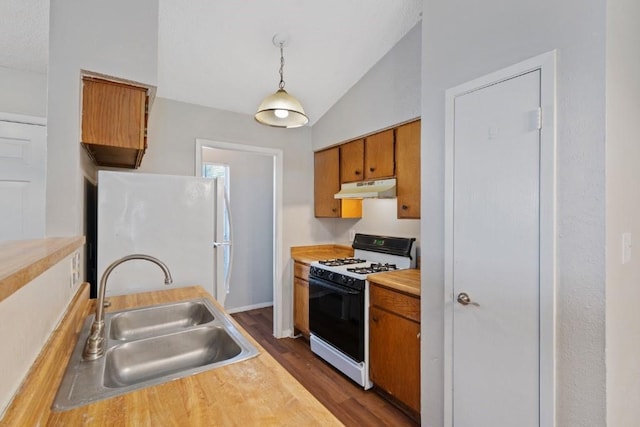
[104,326,240,388]
[109,300,215,341]
[52,298,259,411]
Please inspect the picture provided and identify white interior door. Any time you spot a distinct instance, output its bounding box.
[450,70,541,426]
[0,120,46,241]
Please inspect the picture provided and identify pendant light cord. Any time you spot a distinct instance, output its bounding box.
[278,44,285,90]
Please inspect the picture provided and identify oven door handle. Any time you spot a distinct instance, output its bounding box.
[310,278,361,295]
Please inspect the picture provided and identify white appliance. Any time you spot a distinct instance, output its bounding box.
[308,233,416,389]
[97,171,232,306]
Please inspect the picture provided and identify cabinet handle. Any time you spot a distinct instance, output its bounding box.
[354,170,361,175]
[417,332,421,339]
[372,316,379,322]
[331,208,337,212]
[369,167,375,172]
[402,205,409,210]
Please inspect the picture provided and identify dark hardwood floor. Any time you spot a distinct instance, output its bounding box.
[232,307,420,427]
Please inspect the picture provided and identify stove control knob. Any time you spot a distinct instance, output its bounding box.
[347,277,355,286]
[327,272,335,281]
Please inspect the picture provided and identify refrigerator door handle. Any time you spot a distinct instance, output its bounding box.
[213,242,231,248]
[222,185,234,295]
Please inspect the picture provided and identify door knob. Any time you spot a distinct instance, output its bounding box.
[457,292,479,306]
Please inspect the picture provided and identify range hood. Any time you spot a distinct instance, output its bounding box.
[334,178,396,199]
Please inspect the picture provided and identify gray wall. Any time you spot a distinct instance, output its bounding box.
[312,24,422,151]
[0,66,47,117]
[605,0,640,424]
[47,0,159,236]
[421,0,606,425]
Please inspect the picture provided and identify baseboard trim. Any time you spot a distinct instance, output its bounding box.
[226,301,273,314]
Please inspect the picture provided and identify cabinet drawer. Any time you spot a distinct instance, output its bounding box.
[370,284,420,323]
[294,262,310,280]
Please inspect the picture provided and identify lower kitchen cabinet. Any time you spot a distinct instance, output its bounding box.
[369,283,421,414]
[293,261,310,337]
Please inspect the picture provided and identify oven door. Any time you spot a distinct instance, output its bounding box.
[308,275,365,362]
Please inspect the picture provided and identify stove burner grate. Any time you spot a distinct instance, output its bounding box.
[346,263,398,274]
[318,257,367,267]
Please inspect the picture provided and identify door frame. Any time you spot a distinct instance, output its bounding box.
[195,139,286,338]
[443,50,557,426]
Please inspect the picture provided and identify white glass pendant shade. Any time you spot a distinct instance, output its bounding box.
[255,89,309,128]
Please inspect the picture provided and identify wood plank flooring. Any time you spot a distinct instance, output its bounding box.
[232,307,420,427]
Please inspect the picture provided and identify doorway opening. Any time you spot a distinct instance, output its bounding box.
[195,139,285,338]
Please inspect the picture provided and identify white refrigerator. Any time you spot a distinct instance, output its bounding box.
[97,171,231,306]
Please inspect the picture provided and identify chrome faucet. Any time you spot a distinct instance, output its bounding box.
[83,254,173,360]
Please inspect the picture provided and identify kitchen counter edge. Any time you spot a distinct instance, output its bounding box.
[291,244,354,265]
[1,284,343,426]
[367,269,421,297]
[0,236,85,303]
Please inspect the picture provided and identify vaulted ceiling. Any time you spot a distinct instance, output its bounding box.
[1,0,422,125]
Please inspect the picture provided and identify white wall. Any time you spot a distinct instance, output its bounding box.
[47,0,159,236]
[0,66,47,117]
[202,148,274,311]
[330,199,420,249]
[0,252,82,417]
[421,0,607,426]
[312,24,421,151]
[605,0,640,424]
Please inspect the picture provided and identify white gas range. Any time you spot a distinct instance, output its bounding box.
[308,234,416,389]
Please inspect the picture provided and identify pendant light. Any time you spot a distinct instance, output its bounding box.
[255,34,309,128]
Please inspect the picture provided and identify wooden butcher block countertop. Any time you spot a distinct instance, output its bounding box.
[2,285,342,426]
[367,269,421,297]
[290,244,354,265]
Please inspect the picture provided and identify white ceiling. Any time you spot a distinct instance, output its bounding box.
[1,0,422,125]
[0,0,49,72]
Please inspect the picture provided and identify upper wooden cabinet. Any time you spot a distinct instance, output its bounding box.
[81,76,150,169]
[339,139,364,183]
[395,120,421,219]
[340,130,395,183]
[364,129,395,180]
[314,118,419,219]
[314,147,362,218]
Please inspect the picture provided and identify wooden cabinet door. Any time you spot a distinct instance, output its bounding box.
[395,120,421,218]
[314,148,341,217]
[293,277,309,336]
[369,306,421,413]
[340,139,364,183]
[81,77,148,168]
[364,129,395,179]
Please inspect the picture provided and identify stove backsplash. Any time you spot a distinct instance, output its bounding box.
[320,198,420,262]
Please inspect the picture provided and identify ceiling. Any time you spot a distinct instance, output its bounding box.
[1,0,422,125]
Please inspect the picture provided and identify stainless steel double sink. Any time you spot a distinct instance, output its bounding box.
[53,298,259,411]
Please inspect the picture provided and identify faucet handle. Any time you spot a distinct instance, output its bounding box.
[103,300,111,308]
